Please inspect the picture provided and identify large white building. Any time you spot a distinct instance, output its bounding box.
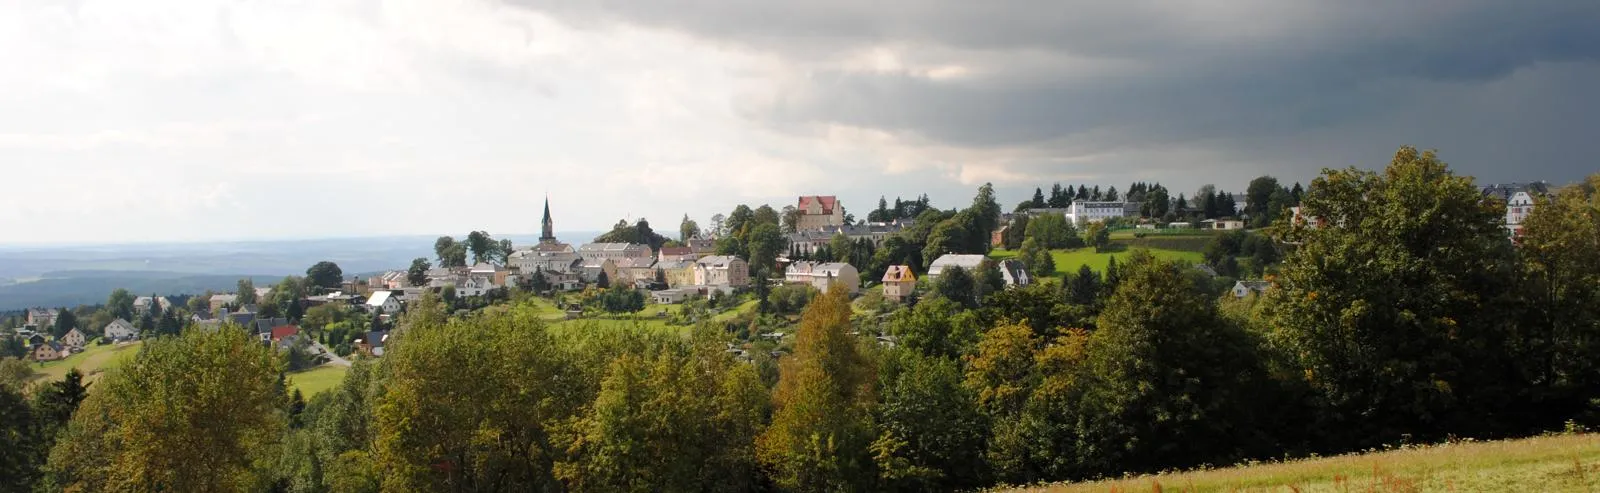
[579,243,653,262]
[1064,201,1129,225]
[1482,182,1549,240]
[795,195,846,231]
[783,261,861,295]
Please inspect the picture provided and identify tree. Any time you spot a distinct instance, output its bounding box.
[107,288,136,321]
[874,351,988,491]
[679,214,701,242]
[408,258,432,287]
[747,223,786,274]
[921,214,972,269]
[434,236,459,266]
[887,297,981,359]
[1025,213,1078,249]
[51,309,77,339]
[1104,186,1118,202]
[0,382,41,490]
[752,205,781,230]
[1266,146,1522,447]
[464,231,496,265]
[758,285,877,491]
[1072,250,1274,474]
[969,184,1002,253]
[1065,265,1101,306]
[933,265,977,308]
[1018,238,1044,272]
[829,234,856,267]
[1245,176,1280,221]
[1031,247,1056,277]
[373,305,579,491]
[498,239,515,264]
[780,206,803,234]
[306,261,344,291]
[1142,186,1170,218]
[595,271,610,289]
[236,278,258,306]
[1001,215,1029,251]
[1082,221,1111,252]
[1510,180,1600,425]
[1031,188,1047,209]
[266,276,308,323]
[47,326,284,492]
[708,213,726,238]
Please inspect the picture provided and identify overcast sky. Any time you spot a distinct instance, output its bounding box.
[2,1,1597,244]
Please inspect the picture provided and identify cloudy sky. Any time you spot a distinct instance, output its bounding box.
[2,0,1597,244]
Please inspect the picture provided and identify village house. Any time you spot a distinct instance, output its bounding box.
[366,291,403,314]
[686,238,717,257]
[784,261,861,295]
[795,195,846,231]
[1064,201,1129,225]
[103,318,137,341]
[581,258,620,285]
[1483,182,1549,239]
[1203,219,1246,230]
[650,288,695,304]
[270,325,301,344]
[470,263,511,287]
[357,330,388,357]
[614,257,659,286]
[27,308,55,328]
[927,254,1032,287]
[656,260,698,288]
[61,328,87,348]
[133,296,172,315]
[209,294,238,313]
[456,276,496,297]
[694,256,750,288]
[1232,280,1271,298]
[510,243,583,277]
[579,243,653,262]
[33,341,65,362]
[375,270,409,290]
[657,246,698,263]
[881,265,916,303]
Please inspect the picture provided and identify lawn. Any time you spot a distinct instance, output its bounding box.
[993,247,1205,276]
[32,340,143,385]
[1009,433,1600,492]
[288,364,350,397]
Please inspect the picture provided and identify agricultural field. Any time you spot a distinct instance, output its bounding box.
[288,364,350,397]
[32,340,143,385]
[993,247,1205,275]
[1009,433,1600,493]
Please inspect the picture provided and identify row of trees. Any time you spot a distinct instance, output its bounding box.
[433,232,513,267]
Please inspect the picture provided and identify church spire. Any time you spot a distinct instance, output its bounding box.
[540,196,556,243]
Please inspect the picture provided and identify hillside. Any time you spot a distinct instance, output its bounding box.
[1009,433,1600,493]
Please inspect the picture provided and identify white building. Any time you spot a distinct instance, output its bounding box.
[783,261,861,295]
[1506,191,1535,238]
[1064,201,1128,225]
[1232,280,1271,299]
[366,291,403,314]
[103,318,137,341]
[927,254,1030,287]
[578,243,653,262]
[694,256,750,288]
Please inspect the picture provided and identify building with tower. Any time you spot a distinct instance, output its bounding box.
[540,197,559,245]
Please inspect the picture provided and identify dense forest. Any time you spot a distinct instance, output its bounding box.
[3,147,1600,492]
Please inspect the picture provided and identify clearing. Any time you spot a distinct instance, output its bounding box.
[993,247,1204,276]
[32,341,143,385]
[288,364,350,397]
[1008,433,1600,492]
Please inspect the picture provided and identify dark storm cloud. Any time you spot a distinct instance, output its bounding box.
[511,0,1600,183]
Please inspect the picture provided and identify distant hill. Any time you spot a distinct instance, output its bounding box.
[0,271,283,310]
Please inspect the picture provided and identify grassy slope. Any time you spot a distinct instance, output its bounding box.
[992,247,1205,276]
[1011,433,1600,493]
[288,364,350,397]
[32,341,143,385]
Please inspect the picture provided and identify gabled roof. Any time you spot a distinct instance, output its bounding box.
[797,195,839,214]
[882,265,915,283]
[104,318,136,333]
[367,291,395,306]
[210,294,238,303]
[580,242,646,252]
[696,256,743,269]
[615,257,657,269]
[658,247,694,257]
[786,261,854,277]
[270,326,300,341]
[364,331,388,348]
[927,254,987,276]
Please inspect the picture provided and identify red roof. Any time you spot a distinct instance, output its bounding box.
[270,326,300,341]
[797,195,838,214]
[659,246,693,257]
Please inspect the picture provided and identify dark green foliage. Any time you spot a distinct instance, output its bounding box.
[874,351,989,491]
[594,218,671,251]
[887,297,980,359]
[407,258,431,287]
[933,266,976,308]
[305,261,344,291]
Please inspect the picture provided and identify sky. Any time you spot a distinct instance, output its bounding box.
[1,0,1597,244]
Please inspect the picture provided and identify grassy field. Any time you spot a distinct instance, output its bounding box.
[994,247,1205,275]
[288,364,350,397]
[1009,433,1600,493]
[32,341,143,385]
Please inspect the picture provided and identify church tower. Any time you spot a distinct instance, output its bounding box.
[539,196,557,244]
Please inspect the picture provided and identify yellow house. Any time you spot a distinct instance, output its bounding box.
[881,265,916,303]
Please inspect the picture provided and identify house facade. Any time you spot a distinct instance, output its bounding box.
[1064,201,1128,225]
[581,259,620,285]
[927,254,1029,287]
[795,196,846,231]
[881,265,916,303]
[578,243,652,262]
[656,260,698,288]
[209,294,238,313]
[694,256,750,287]
[614,257,660,286]
[1483,182,1550,240]
[1232,280,1271,298]
[32,342,64,362]
[783,261,861,295]
[103,318,137,341]
[509,243,583,276]
[997,259,1032,287]
[61,328,87,348]
[133,296,172,315]
[27,308,55,328]
[366,291,403,314]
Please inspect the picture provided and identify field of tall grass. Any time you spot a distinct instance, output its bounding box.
[1004,433,1600,492]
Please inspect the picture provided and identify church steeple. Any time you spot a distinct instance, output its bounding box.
[539,196,556,244]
